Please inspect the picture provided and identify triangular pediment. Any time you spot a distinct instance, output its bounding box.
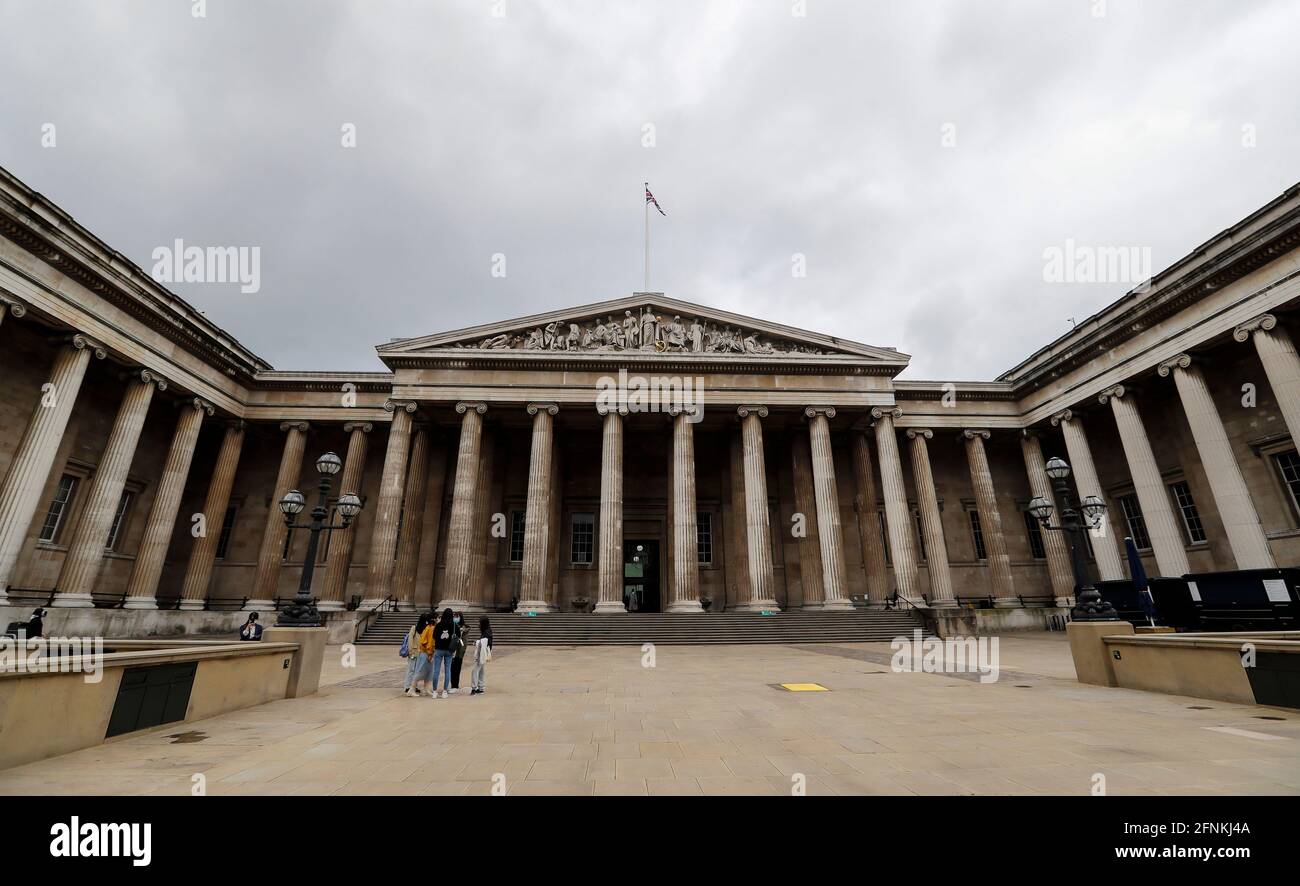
[378,294,909,364]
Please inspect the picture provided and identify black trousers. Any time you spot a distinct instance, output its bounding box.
[451,655,464,689]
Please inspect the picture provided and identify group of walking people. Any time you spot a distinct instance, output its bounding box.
[402,608,492,698]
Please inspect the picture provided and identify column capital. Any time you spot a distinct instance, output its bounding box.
[804,405,837,420]
[0,294,27,318]
[736,405,769,419]
[66,333,107,360]
[184,397,216,416]
[961,428,991,441]
[1098,384,1128,405]
[1233,313,1277,342]
[870,405,902,422]
[224,419,247,432]
[278,420,311,433]
[454,401,487,415]
[1156,353,1193,377]
[596,402,627,416]
[386,399,420,415]
[123,368,168,391]
[526,402,559,416]
[1049,408,1075,426]
[666,403,700,417]
[905,427,933,440]
[343,420,374,433]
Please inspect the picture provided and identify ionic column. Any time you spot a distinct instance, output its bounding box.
[519,403,559,613]
[469,431,499,611]
[364,400,417,607]
[851,432,890,607]
[736,406,779,611]
[1019,431,1077,605]
[0,295,26,329]
[871,407,919,602]
[53,370,167,606]
[440,401,485,609]
[319,422,371,611]
[179,421,245,609]
[790,433,824,608]
[1050,409,1124,581]
[725,430,752,609]
[246,421,309,610]
[962,429,1016,604]
[594,407,627,613]
[413,442,449,611]
[123,398,213,609]
[0,334,105,598]
[1159,354,1275,569]
[667,408,702,612]
[906,429,954,607]
[805,407,852,610]
[1099,385,1190,576]
[1234,314,1300,446]
[392,424,432,610]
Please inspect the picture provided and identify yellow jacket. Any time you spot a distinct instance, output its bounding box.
[418,625,435,655]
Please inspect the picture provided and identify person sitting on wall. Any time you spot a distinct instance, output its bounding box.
[4,607,45,640]
[238,612,263,641]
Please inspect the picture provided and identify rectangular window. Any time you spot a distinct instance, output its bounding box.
[968,509,987,560]
[697,512,713,565]
[1170,481,1206,545]
[911,509,926,561]
[1118,493,1151,550]
[508,511,526,563]
[571,513,594,565]
[1023,509,1046,559]
[105,490,133,551]
[1273,450,1300,522]
[39,474,79,543]
[216,506,237,559]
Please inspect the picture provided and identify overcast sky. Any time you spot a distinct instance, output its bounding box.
[1,0,1296,379]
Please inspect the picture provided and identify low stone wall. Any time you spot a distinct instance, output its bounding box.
[1,605,364,643]
[927,606,1069,638]
[0,639,299,770]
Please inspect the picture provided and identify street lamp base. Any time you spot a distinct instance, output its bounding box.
[1071,587,1122,622]
[277,598,323,627]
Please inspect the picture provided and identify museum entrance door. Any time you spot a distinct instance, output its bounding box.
[623,540,661,613]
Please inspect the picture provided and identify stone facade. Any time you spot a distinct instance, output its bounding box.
[2,165,1300,621]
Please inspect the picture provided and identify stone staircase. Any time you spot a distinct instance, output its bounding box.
[356,609,927,646]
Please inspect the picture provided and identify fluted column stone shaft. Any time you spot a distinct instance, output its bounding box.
[738,406,778,611]
[1160,354,1274,569]
[851,432,890,607]
[392,425,432,609]
[519,404,558,612]
[180,422,245,609]
[414,442,448,611]
[1019,432,1078,604]
[124,398,212,608]
[0,336,103,598]
[872,407,919,602]
[1099,385,1191,576]
[595,409,626,613]
[468,432,498,610]
[1235,314,1300,447]
[963,429,1015,603]
[319,422,371,610]
[906,429,954,606]
[790,433,823,608]
[726,431,752,610]
[667,410,702,612]
[1051,410,1125,581]
[54,370,165,605]
[248,421,309,609]
[806,408,851,610]
[441,402,485,609]
[364,401,416,605]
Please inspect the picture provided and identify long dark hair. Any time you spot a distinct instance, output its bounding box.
[414,612,431,634]
[479,615,492,638]
[438,608,454,631]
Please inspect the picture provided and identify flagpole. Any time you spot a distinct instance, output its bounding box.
[644,181,650,291]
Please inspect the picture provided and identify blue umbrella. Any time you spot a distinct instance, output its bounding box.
[1125,536,1156,626]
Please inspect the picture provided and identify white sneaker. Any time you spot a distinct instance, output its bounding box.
[440,691,448,699]
[403,688,414,697]
[449,688,458,694]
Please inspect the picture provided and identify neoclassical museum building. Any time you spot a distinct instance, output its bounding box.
[2,163,1299,635]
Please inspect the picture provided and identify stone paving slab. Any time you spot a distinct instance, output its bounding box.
[0,633,1296,796]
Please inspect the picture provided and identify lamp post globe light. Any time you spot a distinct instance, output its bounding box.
[1027,456,1120,622]
[276,451,364,627]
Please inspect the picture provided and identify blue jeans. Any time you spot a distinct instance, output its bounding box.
[412,652,433,687]
[403,654,421,690]
[430,650,453,691]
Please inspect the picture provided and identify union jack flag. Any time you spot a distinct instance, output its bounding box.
[645,185,666,216]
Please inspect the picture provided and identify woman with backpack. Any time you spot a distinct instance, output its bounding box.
[402,612,431,696]
[428,608,456,699]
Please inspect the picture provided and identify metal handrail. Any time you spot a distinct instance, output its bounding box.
[353,594,398,643]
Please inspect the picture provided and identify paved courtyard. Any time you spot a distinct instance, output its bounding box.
[0,632,1297,796]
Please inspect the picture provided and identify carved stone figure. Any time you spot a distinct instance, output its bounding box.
[640,307,658,350]
[623,310,639,348]
[689,318,704,353]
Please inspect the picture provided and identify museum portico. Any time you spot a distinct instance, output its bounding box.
[2,163,1300,632]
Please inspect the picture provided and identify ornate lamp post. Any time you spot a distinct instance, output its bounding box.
[1027,456,1120,622]
[276,451,364,626]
